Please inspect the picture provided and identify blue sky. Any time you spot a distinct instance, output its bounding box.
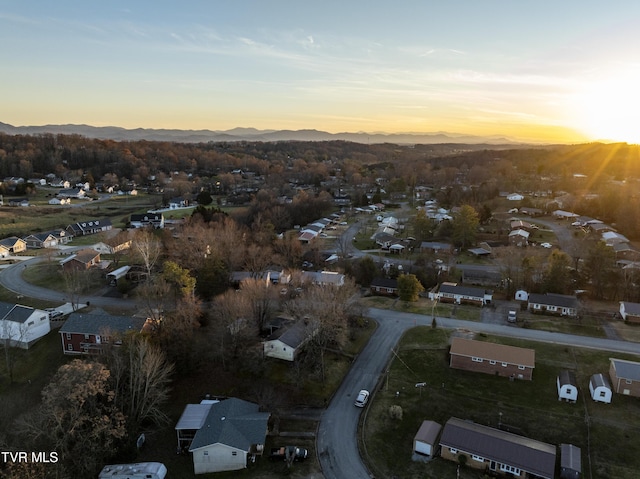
[2,1,640,142]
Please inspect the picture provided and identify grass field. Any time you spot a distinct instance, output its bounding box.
[363,327,640,479]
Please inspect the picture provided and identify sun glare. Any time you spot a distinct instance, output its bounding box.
[573,67,640,144]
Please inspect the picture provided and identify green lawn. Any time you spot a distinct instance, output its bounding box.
[363,327,640,479]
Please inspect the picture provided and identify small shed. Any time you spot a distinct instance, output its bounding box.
[515,290,528,301]
[589,373,612,403]
[413,420,441,460]
[557,370,578,403]
[560,443,582,479]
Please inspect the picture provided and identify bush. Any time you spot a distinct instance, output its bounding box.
[389,404,403,420]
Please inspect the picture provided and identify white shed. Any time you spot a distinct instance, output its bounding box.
[515,290,529,301]
[99,462,167,479]
[413,420,441,459]
[557,370,578,403]
[589,373,612,403]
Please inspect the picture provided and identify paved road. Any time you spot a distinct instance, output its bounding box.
[316,307,640,479]
[0,254,136,310]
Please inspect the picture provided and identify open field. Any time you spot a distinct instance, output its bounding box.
[363,327,640,479]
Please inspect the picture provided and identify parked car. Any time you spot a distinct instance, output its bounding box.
[354,389,370,407]
[507,310,517,323]
[540,242,552,248]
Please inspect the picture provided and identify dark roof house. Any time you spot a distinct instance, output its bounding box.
[439,417,556,479]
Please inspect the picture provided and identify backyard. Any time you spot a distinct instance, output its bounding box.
[363,326,640,479]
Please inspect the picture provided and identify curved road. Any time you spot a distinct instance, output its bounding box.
[0,255,136,309]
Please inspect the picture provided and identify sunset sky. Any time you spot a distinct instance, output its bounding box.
[2,1,640,143]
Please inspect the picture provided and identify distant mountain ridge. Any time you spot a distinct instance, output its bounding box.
[0,121,527,145]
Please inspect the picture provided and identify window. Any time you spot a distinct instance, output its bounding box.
[66,333,71,340]
[502,362,508,367]
[449,448,457,454]
[518,365,525,370]
[203,451,208,456]
[489,360,496,365]
[28,321,34,326]
[472,357,483,363]
[67,344,73,351]
[84,333,89,340]
[472,455,484,462]
[600,391,607,397]
[626,379,633,385]
[232,451,237,456]
[500,464,521,475]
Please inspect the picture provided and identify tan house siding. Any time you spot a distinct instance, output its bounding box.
[449,337,535,380]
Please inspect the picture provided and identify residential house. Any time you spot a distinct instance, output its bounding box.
[0,302,50,349]
[557,370,578,403]
[519,207,543,216]
[619,301,640,324]
[59,248,101,272]
[508,229,530,247]
[186,398,270,474]
[229,271,271,287]
[57,187,86,199]
[59,311,147,354]
[431,283,493,306]
[559,444,582,479]
[168,197,189,209]
[23,232,58,249]
[0,236,27,254]
[609,358,640,397]
[0,245,9,258]
[602,231,629,246]
[449,337,535,380]
[263,319,317,361]
[66,218,112,236]
[461,269,502,287]
[527,293,578,317]
[439,417,556,479]
[8,198,29,207]
[300,271,345,286]
[589,373,612,403]
[413,420,441,459]
[370,277,398,296]
[130,213,165,229]
[506,193,524,201]
[49,178,70,188]
[419,241,452,254]
[48,197,71,205]
[510,220,534,231]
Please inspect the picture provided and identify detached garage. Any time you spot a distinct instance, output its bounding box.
[413,420,442,460]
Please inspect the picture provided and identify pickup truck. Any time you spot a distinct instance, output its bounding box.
[270,446,309,461]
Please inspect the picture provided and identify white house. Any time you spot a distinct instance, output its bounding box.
[557,370,578,403]
[589,373,612,404]
[507,193,524,201]
[263,320,317,362]
[186,398,270,474]
[0,303,51,349]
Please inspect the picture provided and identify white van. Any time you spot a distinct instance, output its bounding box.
[507,310,517,323]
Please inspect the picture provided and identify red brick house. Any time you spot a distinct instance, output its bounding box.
[59,312,147,354]
[370,277,398,296]
[449,337,535,380]
[609,358,640,398]
[60,248,101,272]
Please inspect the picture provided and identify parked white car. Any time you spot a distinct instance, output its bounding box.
[354,390,370,407]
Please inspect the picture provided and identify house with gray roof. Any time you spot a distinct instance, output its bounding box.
[439,417,556,479]
[65,218,112,236]
[59,311,146,354]
[609,358,640,398]
[0,302,50,349]
[527,293,578,317]
[263,319,317,361]
[619,301,640,324]
[430,282,493,306]
[188,398,270,474]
